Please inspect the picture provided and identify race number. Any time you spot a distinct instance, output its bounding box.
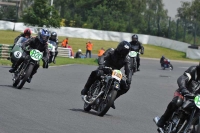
[30,49,43,61]
[194,95,200,109]
[14,51,22,58]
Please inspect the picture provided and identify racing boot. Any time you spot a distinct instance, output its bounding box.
[27,77,32,83]
[9,66,17,73]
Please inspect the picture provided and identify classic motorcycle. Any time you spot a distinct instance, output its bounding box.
[128,51,139,74]
[162,59,173,70]
[48,40,57,64]
[82,67,126,116]
[154,94,200,133]
[10,37,28,67]
[12,48,43,89]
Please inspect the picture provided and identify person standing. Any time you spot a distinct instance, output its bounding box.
[85,41,93,58]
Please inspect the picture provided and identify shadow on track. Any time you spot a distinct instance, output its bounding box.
[0,84,30,90]
[69,108,113,117]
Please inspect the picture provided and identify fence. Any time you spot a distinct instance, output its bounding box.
[0,44,71,59]
[0,44,12,59]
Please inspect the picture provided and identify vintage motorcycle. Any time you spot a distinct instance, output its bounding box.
[10,37,28,67]
[48,40,57,64]
[82,67,126,116]
[154,94,200,133]
[12,48,43,89]
[162,59,173,70]
[128,51,139,74]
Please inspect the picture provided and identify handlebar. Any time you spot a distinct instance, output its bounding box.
[184,93,196,99]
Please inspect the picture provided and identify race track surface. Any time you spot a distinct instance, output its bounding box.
[0,59,197,133]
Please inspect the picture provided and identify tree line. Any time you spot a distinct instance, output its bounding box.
[0,0,200,45]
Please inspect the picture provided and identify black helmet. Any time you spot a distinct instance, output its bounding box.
[115,41,130,57]
[132,34,138,42]
[50,31,57,41]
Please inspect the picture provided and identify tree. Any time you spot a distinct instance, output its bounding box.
[22,0,61,28]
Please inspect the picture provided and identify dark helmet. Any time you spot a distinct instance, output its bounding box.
[115,41,131,57]
[24,28,31,36]
[132,34,138,42]
[38,28,50,44]
[50,31,57,41]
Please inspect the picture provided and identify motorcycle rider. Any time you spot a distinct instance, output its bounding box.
[12,28,32,49]
[49,31,59,64]
[81,41,133,109]
[129,34,144,71]
[154,64,200,128]
[160,55,166,67]
[9,28,50,83]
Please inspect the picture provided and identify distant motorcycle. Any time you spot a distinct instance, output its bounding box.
[128,51,139,74]
[48,40,57,64]
[161,59,173,70]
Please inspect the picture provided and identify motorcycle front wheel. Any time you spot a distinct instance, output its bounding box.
[17,64,34,89]
[97,89,117,117]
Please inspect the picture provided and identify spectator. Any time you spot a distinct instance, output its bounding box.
[61,37,68,48]
[61,37,74,58]
[85,40,93,58]
[98,47,105,57]
[75,49,85,58]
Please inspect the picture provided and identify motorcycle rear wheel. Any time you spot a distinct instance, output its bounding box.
[17,64,34,89]
[97,89,117,117]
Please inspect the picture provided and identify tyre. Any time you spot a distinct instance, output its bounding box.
[83,102,91,112]
[97,89,117,117]
[182,117,200,133]
[170,65,173,70]
[13,75,20,87]
[17,64,34,89]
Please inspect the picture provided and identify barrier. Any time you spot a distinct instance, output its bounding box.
[0,44,71,59]
[0,44,12,59]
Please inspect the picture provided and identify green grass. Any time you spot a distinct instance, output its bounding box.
[0,30,199,67]
[0,57,98,66]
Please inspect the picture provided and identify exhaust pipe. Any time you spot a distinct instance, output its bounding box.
[83,91,104,105]
[153,116,164,133]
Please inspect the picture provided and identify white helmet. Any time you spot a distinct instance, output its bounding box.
[78,49,82,52]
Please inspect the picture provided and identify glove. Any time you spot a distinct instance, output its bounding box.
[141,51,144,55]
[181,88,191,95]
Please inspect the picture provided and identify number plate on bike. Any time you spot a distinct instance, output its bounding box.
[112,70,122,81]
[128,51,137,57]
[194,95,200,109]
[30,49,43,61]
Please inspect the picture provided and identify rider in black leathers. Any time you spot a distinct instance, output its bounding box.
[9,28,50,83]
[81,41,133,109]
[49,31,59,64]
[129,34,144,71]
[155,64,200,127]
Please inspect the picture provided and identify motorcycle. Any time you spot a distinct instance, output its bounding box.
[128,51,139,74]
[10,37,28,67]
[162,59,173,70]
[12,47,43,89]
[48,40,57,64]
[154,94,200,133]
[82,67,126,116]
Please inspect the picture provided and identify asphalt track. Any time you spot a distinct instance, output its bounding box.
[0,59,197,133]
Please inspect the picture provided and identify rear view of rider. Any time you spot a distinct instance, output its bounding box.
[49,31,59,63]
[160,55,166,67]
[129,34,144,71]
[12,28,32,49]
[154,64,200,128]
[81,41,133,109]
[9,28,50,83]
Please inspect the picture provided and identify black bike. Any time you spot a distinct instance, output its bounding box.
[12,48,43,89]
[154,94,200,133]
[82,67,126,116]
